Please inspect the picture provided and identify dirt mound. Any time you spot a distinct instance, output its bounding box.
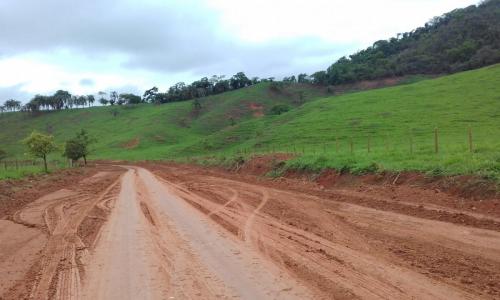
[237,154,292,176]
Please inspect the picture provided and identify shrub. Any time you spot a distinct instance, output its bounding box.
[269,104,290,115]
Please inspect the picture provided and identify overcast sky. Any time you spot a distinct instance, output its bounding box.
[0,0,478,102]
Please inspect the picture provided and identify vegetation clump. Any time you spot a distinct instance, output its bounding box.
[63,129,96,165]
[22,131,58,173]
[269,104,290,115]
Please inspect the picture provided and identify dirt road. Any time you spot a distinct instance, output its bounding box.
[1,163,500,299]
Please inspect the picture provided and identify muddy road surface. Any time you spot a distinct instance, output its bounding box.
[1,163,499,299]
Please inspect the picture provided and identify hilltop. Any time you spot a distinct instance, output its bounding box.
[311,0,500,85]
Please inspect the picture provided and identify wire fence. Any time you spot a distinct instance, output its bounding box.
[1,159,66,171]
[219,126,497,159]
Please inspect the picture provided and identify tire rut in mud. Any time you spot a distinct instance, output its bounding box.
[3,169,125,300]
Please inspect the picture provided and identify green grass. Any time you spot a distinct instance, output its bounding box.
[1,65,499,180]
[0,83,326,176]
[0,161,66,179]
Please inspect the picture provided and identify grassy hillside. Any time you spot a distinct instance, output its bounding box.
[1,65,499,180]
[0,82,326,161]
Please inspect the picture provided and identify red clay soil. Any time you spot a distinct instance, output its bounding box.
[0,165,125,299]
[121,137,140,149]
[1,160,500,299]
[143,161,500,299]
[249,102,264,117]
[235,153,293,176]
[0,167,98,219]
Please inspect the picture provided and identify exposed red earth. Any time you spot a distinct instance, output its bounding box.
[1,159,499,299]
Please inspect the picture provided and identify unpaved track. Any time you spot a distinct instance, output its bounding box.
[1,163,500,299]
[83,167,311,299]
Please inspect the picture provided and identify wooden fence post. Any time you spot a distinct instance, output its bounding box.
[350,138,354,154]
[367,135,371,153]
[434,127,439,154]
[409,129,413,155]
[468,127,473,153]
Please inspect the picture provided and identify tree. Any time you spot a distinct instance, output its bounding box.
[119,93,142,105]
[63,139,85,165]
[52,90,71,110]
[283,76,297,83]
[251,77,260,84]
[99,98,109,106]
[109,91,118,105]
[77,95,88,108]
[311,71,328,85]
[63,129,95,165]
[3,99,21,111]
[22,131,58,173]
[143,87,158,103]
[87,95,95,107]
[75,129,95,165]
[98,91,107,106]
[230,72,251,89]
[297,73,310,83]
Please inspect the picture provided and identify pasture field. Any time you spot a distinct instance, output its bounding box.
[1,64,499,179]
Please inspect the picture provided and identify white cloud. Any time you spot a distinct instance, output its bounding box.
[208,0,478,46]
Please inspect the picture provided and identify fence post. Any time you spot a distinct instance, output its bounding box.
[350,138,354,154]
[367,135,371,153]
[468,127,473,153]
[335,136,339,153]
[434,127,439,154]
[409,129,413,155]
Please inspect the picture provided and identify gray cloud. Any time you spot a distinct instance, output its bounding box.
[80,78,95,86]
[0,0,346,81]
[0,84,32,103]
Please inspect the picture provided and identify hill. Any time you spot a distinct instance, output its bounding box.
[0,65,499,180]
[310,0,500,85]
[0,82,326,160]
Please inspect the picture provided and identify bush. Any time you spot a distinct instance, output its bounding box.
[269,104,290,115]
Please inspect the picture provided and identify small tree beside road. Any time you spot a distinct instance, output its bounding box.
[63,129,96,165]
[22,131,58,172]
